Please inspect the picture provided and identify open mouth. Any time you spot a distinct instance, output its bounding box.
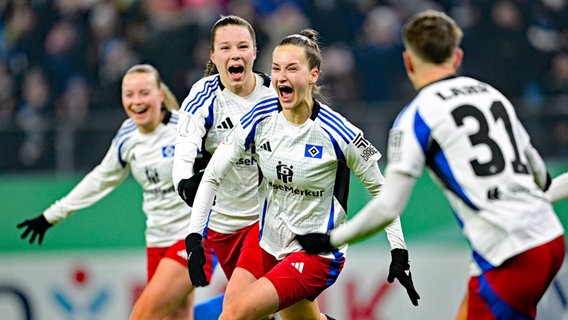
[228,65,244,75]
[278,85,293,101]
[131,106,148,114]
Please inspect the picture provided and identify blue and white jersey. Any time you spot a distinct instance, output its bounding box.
[44,110,188,247]
[387,75,563,273]
[202,100,396,260]
[173,72,277,233]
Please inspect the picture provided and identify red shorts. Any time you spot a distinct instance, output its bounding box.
[146,238,217,284]
[262,249,345,310]
[467,235,565,319]
[206,222,264,280]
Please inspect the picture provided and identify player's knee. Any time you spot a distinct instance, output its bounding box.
[218,302,253,320]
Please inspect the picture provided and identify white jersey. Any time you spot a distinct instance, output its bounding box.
[388,75,563,272]
[548,172,568,203]
[193,100,406,260]
[173,72,277,233]
[43,110,189,247]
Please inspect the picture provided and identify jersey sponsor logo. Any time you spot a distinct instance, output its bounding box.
[487,187,501,200]
[259,141,272,152]
[144,186,175,196]
[267,181,325,197]
[291,262,304,273]
[145,167,160,184]
[236,157,257,166]
[276,161,294,183]
[216,117,234,130]
[509,185,531,194]
[162,145,175,157]
[304,144,323,159]
[435,83,489,100]
[353,133,378,161]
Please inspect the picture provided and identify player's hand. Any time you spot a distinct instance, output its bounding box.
[178,170,204,207]
[185,233,208,287]
[388,248,420,306]
[16,214,53,245]
[295,233,334,254]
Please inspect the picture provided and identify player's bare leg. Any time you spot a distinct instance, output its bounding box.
[277,298,323,320]
[455,292,468,320]
[130,258,195,320]
[224,267,257,307]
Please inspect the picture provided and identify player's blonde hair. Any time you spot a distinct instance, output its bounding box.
[123,64,180,111]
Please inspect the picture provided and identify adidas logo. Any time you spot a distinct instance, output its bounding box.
[291,262,304,273]
[259,141,272,152]
[177,250,188,260]
[216,117,234,129]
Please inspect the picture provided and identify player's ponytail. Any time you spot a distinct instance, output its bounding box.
[160,82,180,110]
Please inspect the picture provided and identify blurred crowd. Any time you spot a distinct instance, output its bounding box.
[1,0,568,172]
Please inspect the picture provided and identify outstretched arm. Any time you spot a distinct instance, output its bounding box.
[331,170,416,247]
[548,172,568,203]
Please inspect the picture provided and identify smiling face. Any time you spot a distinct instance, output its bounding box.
[210,25,257,97]
[121,72,164,133]
[271,44,319,112]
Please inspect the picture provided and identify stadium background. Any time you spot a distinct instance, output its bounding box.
[1,0,568,319]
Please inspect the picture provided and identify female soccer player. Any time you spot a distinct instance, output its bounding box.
[172,15,277,309]
[17,64,218,320]
[184,29,418,320]
[296,10,565,320]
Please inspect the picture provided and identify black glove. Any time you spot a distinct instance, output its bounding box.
[388,248,420,306]
[295,233,334,254]
[185,233,208,287]
[17,214,53,245]
[178,170,205,207]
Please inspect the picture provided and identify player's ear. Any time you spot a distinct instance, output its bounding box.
[453,48,463,69]
[402,51,414,74]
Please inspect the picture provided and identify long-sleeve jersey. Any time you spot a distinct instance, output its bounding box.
[548,172,568,203]
[190,99,406,260]
[333,75,563,275]
[43,110,189,247]
[173,72,277,233]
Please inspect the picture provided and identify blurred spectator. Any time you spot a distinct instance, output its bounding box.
[320,42,358,104]
[42,19,88,99]
[460,0,538,98]
[15,68,51,168]
[55,75,90,124]
[351,5,410,102]
[95,37,139,109]
[542,51,568,96]
[1,0,568,172]
[0,59,16,128]
[256,2,310,72]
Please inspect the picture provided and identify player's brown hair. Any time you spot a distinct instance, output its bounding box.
[204,15,257,77]
[276,28,323,96]
[402,10,463,64]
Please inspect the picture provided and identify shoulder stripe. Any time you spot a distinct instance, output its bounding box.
[241,97,279,129]
[182,77,219,114]
[114,120,137,143]
[321,127,345,161]
[318,107,356,143]
[117,138,129,168]
[168,112,179,125]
